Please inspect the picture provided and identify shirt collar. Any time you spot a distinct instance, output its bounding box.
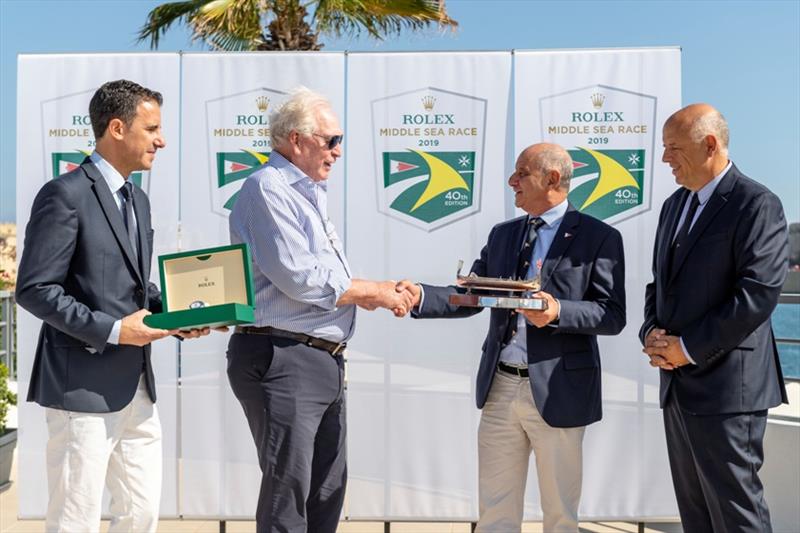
[532,199,569,228]
[696,160,732,206]
[90,151,127,194]
[269,150,328,193]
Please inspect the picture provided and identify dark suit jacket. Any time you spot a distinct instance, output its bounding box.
[415,206,626,428]
[639,163,788,414]
[16,158,162,413]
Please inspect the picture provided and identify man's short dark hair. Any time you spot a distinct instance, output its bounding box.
[89,80,163,139]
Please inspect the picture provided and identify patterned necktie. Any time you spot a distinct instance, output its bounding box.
[669,192,700,275]
[119,181,139,266]
[503,217,545,344]
[516,217,545,279]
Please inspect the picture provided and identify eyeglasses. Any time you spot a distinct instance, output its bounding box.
[312,133,344,150]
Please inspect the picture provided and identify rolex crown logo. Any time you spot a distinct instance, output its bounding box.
[422,95,436,112]
[591,93,605,109]
[256,96,270,112]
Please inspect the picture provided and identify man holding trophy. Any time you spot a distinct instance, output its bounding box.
[399,143,626,532]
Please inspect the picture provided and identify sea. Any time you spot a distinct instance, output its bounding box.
[774,303,800,379]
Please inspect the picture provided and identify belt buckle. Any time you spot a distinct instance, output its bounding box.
[331,342,346,356]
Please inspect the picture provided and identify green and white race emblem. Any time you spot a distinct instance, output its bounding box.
[373,87,486,231]
[206,88,284,216]
[382,150,475,223]
[568,147,644,220]
[215,150,269,210]
[540,85,656,224]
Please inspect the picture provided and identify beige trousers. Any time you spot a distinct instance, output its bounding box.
[44,375,162,533]
[476,370,585,533]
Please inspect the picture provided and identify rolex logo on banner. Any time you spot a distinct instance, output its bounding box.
[206,88,286,216]
[373,87,486,231]
[540,85,656,224]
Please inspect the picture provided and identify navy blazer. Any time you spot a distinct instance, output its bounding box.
[639,164,788,414]
[415,206,626,428]
[17,158,163,413]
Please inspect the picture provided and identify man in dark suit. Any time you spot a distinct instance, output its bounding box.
[399,143,626,532]
[16,80,207,533]
[641,103,788,532]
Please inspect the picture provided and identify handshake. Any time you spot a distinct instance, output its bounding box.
[355,279,422,317]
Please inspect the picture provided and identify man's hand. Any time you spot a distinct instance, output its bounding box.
[518,291,559,328]
[176,325,230,339]
[395,280,421,316]
[119,309,177,347]
[354,280,414,316]
[643,328,690,370]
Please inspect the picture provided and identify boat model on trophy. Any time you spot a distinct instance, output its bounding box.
[448,260,548,310]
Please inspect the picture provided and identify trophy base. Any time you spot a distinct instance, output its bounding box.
[449,294,547,310]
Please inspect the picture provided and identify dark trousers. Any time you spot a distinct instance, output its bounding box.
[664,393,772,533]
[227,333,347,533]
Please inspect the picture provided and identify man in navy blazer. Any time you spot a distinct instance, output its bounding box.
[16,80,209,533]
[400,143,626,532]
[642,103,788,532]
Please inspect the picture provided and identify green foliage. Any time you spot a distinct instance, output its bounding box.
[0,363,16,435]
[0,270,13,291]
[138,0,457,51]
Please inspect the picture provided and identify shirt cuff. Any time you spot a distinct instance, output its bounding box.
[679,337,697,365]
[417,284,426,311]
[107,319,122,345]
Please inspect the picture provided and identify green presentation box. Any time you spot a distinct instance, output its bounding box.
[143,243,255,331]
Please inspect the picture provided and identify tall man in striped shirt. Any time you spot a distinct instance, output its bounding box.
[227,87,414,533]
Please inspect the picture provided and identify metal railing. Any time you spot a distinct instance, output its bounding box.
[0,290,15,379]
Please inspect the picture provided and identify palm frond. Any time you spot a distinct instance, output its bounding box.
[137,0,211,49]
[138,0,266,51]
[191,0,265,50]
[313,0,457,40]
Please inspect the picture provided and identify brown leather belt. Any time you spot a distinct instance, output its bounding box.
[497,361,529,377]
[234,325,347,357]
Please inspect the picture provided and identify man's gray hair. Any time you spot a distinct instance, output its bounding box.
[269,87,332,148]
[536,146,574,191]
[689,109,729,156]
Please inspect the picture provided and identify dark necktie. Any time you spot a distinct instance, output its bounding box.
[515,217,546,279]
[119,181,139,266]
[669,193,700,275]
[503,217,545,344]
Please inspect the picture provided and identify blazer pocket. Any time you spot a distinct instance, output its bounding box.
[562,352,598,370]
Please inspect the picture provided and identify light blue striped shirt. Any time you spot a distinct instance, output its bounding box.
[229,151,355,342]
[499,200,568,366]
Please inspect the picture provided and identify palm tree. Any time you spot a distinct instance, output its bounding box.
[137,0,457,51]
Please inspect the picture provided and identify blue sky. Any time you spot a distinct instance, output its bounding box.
[1,0,798,222]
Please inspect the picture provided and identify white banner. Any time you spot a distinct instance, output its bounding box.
[514,47,682,518]
[15,48,682,522]
[15,53,181,518]
[177,52,345,518]
[345,51,513,520]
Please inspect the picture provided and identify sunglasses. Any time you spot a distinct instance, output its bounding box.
[313,133,344,150]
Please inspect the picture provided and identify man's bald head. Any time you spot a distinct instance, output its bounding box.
[661,103,730,190]
[665,103,730,157]
[520,143,574,191]
[509,142,573,215]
